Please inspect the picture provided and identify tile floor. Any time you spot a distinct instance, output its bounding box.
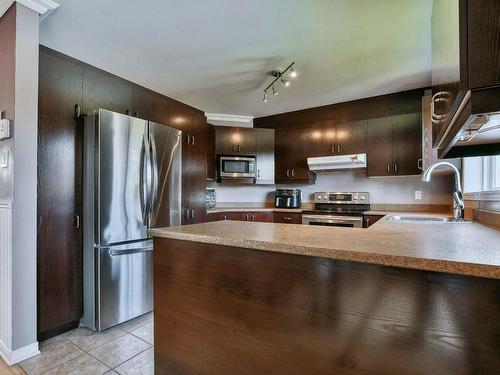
[16,313,153,375]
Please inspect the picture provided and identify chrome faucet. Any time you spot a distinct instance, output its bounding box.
[422,161,464,221]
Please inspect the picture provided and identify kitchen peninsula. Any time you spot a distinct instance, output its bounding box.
[150,218,500,375]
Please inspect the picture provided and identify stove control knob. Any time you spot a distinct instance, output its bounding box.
[323,195,328,200]
[353,193,359,200]
[360,195,366,201]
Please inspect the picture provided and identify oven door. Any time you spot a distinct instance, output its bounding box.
[302,214,363,228]
[219,156,256,178]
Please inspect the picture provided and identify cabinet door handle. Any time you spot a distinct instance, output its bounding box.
[245,214,249,221]
[387,164,390,173]
[257,170,260,178]
[73,215,80,229]
[331,145,335,153]
[223,214,227,220]
[186,134,191,144]
[251,214,255,221]
[394,163,398,173]
[286,169,290,177]
[191,135,195,146]
[283,217,291,221]
[126,110,131,116]
[291,169,295,177]
[337,145,341,153]
[133,112,139,118]
[431,91,449,123]
[185,209,190,220]
[366,218,370,226]
[232,144,236,152]
[191,209,195,219]
[237,144,241,152]
[417,159,423,170]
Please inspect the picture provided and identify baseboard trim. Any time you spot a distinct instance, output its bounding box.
[0,340,39,365]
[37,320,79,342]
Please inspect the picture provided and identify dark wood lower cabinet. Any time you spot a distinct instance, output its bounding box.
[273,212,302,224]
[224,211,273,222]
[154,237,500,375]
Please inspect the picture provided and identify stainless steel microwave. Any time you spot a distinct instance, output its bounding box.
[217,155,256,179]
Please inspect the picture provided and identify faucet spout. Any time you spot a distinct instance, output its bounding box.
[422,162,464,220]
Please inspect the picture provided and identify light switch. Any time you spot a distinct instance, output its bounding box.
[0,119,11,140]
[414,191,422,200]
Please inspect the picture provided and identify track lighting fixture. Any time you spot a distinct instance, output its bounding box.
[262,62,296,103]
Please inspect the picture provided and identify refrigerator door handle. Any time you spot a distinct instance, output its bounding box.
[149,132,159,218]
[109,246,153,256]
[141,130,152,226]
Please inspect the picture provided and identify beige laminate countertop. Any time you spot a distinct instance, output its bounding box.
[150,214,500,280]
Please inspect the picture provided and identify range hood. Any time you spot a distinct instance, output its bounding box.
[307,154,367,172]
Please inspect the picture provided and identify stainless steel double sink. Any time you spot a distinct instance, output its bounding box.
[388,215,471,224]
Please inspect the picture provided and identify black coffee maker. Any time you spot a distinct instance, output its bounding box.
[275,189,302,208]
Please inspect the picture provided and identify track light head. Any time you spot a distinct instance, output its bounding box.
[263,91,268,103]
[289,67,297,78]
[281,78,290,87]
[272,85,278,96]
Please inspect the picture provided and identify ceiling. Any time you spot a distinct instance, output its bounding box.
[40,0,432,118]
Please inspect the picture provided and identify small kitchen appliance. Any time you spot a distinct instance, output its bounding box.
[217,155,256,183]
[275,189,302,208]
[206,188,216,209]
[302,192,370,228]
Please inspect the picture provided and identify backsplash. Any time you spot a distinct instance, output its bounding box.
[208,171,454,204]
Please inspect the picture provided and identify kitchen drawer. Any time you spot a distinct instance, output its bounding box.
[225,211,273,222]
[273,212,302,224]
[207,212,226,222]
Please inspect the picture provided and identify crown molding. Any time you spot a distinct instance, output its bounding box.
[0,0,59,18]
[205,113,254,124]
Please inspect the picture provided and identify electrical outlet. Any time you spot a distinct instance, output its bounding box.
[414,191,422,200]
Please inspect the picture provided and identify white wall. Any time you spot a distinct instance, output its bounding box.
[210,171,454,205]
[11,2,39,353]
[0,2,39,365]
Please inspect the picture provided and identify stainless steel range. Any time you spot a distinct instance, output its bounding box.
[302,192,370,228]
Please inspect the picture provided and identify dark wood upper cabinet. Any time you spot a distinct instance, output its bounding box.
[336,120,367,155]
[367,114,421,177]
[82,68,132,115]
[206,123,216,180]
[181,111,207,225]
[432,0,500,156]
[392,113,422,176]
[131,86,169,124]
[275,127,315,184]
[38,48,84,339]
[215,127,257,155]
[367,117,393,177]
[467,0,500,89]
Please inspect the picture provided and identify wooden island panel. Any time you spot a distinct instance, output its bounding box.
[153,237,500,375]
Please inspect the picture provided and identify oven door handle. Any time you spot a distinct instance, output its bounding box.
[302,215,362,222]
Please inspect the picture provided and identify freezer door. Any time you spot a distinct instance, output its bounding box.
[148,122,182,228]
[98,110,150,244]
[97,241,153,330]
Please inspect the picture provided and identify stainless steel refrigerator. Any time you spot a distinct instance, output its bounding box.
[81,109,182,331]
